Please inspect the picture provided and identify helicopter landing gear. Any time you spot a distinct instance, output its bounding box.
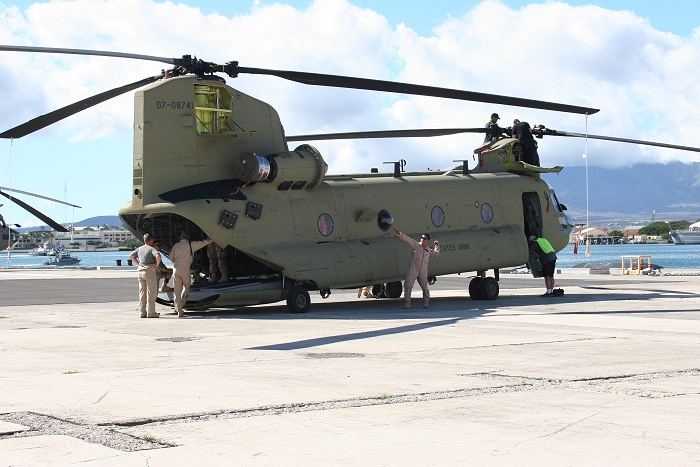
[287,286,311,313]
[384,281,403,298]
[478,277,499,300]
[469,271,499,301]
[468,277,482,300]
[372,284,385,298]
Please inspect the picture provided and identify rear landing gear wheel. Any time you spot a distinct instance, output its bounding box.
[384,281,403,298]
[479,277,499,300]
[287,286,311,313]
[372,284,386,298]
[468,277,482,300]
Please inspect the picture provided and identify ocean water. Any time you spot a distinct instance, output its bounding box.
[554,243,700,269]
[1,250,173,268]
[3,243,700,270]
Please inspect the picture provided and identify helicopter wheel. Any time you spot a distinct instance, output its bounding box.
[372,284,386,298]
[468,277,482,300]
[384,281,403,298]
[478,277,499,301]
[287,286,311,313]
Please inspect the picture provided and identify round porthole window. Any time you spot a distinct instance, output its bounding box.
[377,209,394,232]
[318,213,334,236]
[431,206,445,227]
[480,203,493,223]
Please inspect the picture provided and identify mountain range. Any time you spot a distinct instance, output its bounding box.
[541,161,700,226]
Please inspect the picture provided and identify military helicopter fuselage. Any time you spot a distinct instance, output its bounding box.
[0,214,20,251]
[118,76,574,311]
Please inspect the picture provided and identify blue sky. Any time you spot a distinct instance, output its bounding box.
[0,0,699,226]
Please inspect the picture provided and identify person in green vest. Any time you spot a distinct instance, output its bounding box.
[484,113,502,143]
[528,235,560,297]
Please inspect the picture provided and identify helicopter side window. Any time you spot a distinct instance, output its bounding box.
[377,209,394,232]
[318,213,334,236]
[431,206,445,227]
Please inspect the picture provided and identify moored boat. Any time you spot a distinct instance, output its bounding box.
[670,221,700,245]
[44,250,81,266]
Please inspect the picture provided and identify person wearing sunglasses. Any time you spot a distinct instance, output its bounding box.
[393,228,440,309]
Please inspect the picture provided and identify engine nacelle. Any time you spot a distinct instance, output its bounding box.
[233,144,328,190]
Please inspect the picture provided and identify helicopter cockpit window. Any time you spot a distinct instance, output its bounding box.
[377,209,394,232]
[318,213,334,236]
[194,84,235,134]
[431,206,445,227]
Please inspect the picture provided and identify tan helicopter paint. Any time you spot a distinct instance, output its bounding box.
[119,76,574,302]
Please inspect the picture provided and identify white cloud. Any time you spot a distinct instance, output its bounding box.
[0,0,698,197]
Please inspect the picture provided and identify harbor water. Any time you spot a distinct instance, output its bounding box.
[1,250,173,268]
[2,243,699,270]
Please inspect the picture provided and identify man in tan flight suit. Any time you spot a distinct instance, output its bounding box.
[129,233,162,318]
[169,231,213,317]
[393,228,440,309]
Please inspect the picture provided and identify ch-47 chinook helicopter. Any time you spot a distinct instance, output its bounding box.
[0,186,81,251]
[2,45,699,312]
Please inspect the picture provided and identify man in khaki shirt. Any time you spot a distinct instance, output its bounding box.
[129,233,162,318]
[393,228,440,309]
[170,231,213,317]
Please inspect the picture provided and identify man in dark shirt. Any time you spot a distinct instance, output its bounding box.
[484,113,502,143]
[512,119,540,166]
[528,235,558,297]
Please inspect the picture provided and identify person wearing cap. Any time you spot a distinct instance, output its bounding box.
[512,119,540,166]
[484,113,502,143]
[393,228,440,309]
[527,234,558,297]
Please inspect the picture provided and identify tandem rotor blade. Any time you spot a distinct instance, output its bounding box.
[286,128,489,141]
[0,190,69,232]
[0,74,164,139]
[233,66,600,115]
[538,129,700,153]
[0,186,81,208]
[0,45,177,66]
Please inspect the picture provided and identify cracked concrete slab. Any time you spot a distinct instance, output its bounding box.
[1,270,699,465]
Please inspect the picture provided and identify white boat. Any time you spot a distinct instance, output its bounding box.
[669,221,700,245]
[44,250,81,266]
[28,241,57,256]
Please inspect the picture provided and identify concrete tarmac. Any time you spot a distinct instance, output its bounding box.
[1,268,699,466]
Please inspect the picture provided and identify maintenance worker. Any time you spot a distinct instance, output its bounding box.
[484,112,502,143]
[129,233,162,318]
[207,242,229,283]
[393,228,440,309]
[512,119,540,166]
[527,234,560,297]
[170,231,213,318]
[153,240,174,292]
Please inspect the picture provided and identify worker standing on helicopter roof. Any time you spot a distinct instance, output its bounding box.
[484,113,502,143]
[170,231,213,318]
[394,228,440,309]
[512,119,540,166]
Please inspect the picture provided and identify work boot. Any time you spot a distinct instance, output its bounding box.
[404,302,411,309]
[146,312,160,318]
[218,276,229,283]
[178,310,185,318]
[423,303,429,308]
[140,312,147,318]
[209,276,218,283]
[161,285,174,292]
